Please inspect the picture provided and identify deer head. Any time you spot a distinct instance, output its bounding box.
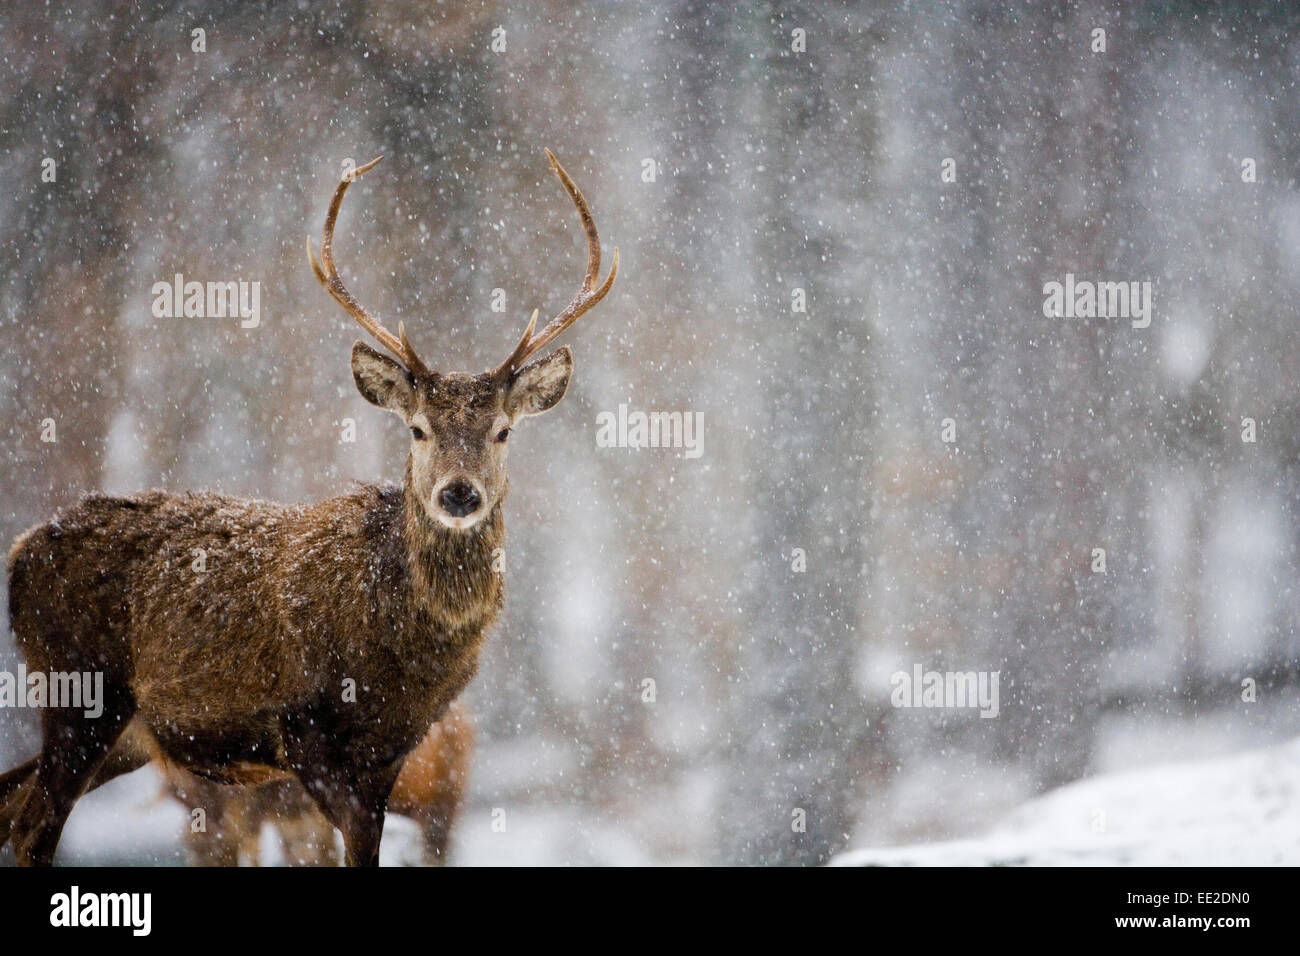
[308,151,618,531]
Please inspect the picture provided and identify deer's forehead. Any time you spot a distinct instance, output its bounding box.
[414,375,502,427]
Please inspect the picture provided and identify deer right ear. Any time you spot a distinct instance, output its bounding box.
[351,341,415,414]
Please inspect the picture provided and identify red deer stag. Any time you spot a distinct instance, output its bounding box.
[0,150,616,866]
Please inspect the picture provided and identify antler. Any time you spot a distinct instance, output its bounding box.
[308,156,427,374]
[495,149,619,381]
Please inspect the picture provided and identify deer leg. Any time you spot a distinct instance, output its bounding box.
[1,723,148,854]
[421,811,453,866]
[276,805,340,866]
[182,796,242,867]
[422,762,468,866]
[348,765,400,867]
[296,761,398,867]
[283,716,398,867]
[11,688,135,866]
[0,758,39,851]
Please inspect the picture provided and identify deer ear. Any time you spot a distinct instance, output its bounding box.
[506,346,573,419]
[352,341,415,414]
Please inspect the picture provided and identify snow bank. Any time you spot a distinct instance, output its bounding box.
[833,737,1300,866]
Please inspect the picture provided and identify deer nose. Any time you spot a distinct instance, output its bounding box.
[439,482,481,518]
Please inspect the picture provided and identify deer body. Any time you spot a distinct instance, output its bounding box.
[10,483,494,784]
[0,150,616,866]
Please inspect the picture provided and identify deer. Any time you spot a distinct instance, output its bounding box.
[0,149,616,866]
[163,701,472,866]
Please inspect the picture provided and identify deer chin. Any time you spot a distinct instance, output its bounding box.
[432,510,486,532]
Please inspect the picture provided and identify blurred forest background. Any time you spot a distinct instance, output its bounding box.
[2,0,1298,865]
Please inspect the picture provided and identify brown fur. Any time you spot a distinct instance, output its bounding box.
[1,454,502,865]
[163,702,472,866]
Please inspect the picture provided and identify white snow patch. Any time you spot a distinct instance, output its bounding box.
[833,736,1300,866]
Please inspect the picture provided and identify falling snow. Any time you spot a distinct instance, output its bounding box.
[1,3,1298,867]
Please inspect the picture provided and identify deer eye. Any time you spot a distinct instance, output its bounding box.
[411,426,427,441]
[495,427,510,443]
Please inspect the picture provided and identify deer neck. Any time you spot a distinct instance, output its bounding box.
[402,465,504,638]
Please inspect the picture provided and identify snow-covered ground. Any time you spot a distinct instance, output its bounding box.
[53,762,664,866]
[833,736,1300,866]
[39,708,1300,866]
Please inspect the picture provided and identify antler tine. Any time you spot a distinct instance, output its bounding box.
[499,308,539,375]
[522,247,619,359]
[546,147,600,290]
[308,156,426,372]
[495,150,619,381]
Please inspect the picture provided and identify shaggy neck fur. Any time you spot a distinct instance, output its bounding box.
[402,461,505,639]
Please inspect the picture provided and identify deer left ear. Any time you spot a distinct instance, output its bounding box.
[505,347,573,419]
